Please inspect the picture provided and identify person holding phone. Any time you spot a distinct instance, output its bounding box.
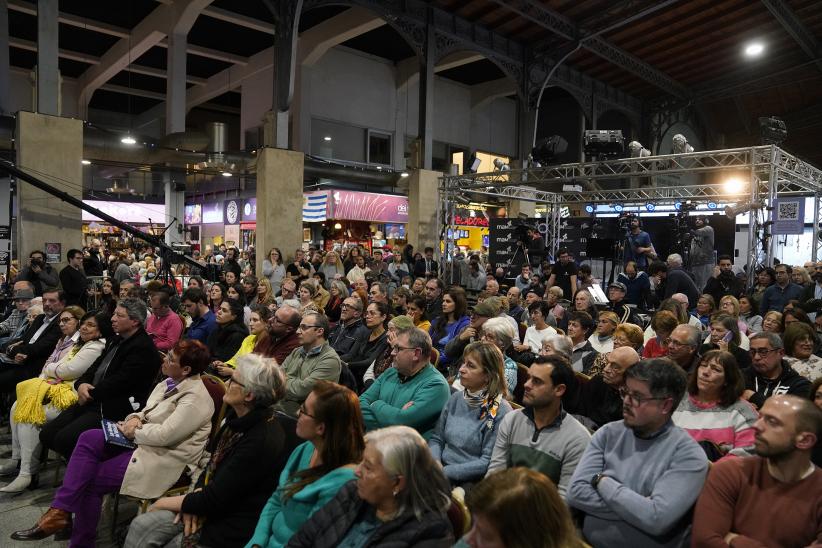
[699,314,751,371]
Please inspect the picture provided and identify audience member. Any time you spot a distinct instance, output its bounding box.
[286,425,453,547]
[40,298,162,459]
[207,298,250,364]
[246,381,365,548]
[405,294,431,332]
[328,296,366,356]
[181,287,217,344]
[215,306,272,376]
[424,277,444,320]
[760,263,803,313]
[744,332,811,409]
[546,249,578,301]
[567,358,709,547]
[643,310,678,358]
[588,311,618,354]
[18,250,59,296]
[573,346,640,430]
[145,290,184,352]
[782,322,822,381]
[701,313,752,370]
[124,354,289,548]
[567,311,598,374]
[738,295,762,334]
[429,286,470,374]
[692,395,822,547]
[666,324,702,372]
[616,261,652,310]
[59,249,88,308]
[0,287,34,347]
[648,259,700,308]
[341,301,390,388]
[429,341,513,486]
[12,339,214,544]
[255,304,302,364]
[359,328,450,439]
[362,316,415,387]
[673,350,758,460]
[488,355,591,497]
[703,255,744,304]
[276,313,341,417]
[519,300,557,355]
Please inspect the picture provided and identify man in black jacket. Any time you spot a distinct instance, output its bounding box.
[328,296,367,356]
[59,248,88,307]
[744,332,810,410]
[648,258,699,309]
[82,239,105,277]
[40,298,162,459]
[17,250,59,296]
[0,288,65,392]
[703,255,744,304]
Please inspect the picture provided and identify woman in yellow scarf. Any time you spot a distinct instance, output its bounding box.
[0,309,111,493]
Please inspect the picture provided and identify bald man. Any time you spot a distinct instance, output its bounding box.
[693,395,822,547]
[569,346,640,430]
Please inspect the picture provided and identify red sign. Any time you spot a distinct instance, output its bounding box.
[454,215,489,227]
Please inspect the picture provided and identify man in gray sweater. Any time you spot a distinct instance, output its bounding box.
[487,355,591,497]
[567,358,708,548]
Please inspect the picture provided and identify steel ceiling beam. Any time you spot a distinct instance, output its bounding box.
[760,0,822,74]
[486,0,690,98]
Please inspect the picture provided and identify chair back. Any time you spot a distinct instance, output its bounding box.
[447,496,471,537]
[200,374,227,432]
[518,322,527,343]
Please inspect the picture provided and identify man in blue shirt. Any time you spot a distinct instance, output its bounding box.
[623,216,655,270]
[181,287,216,344]
[760,263,803,313]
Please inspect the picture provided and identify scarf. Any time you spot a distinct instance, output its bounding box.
[14,346,82,425]
[463,389,503,430]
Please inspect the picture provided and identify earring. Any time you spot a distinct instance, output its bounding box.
[392,489,398,497]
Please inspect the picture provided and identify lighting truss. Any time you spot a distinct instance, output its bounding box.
[439,145,822,286]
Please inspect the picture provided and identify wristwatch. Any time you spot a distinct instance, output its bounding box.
[590,473,604,489]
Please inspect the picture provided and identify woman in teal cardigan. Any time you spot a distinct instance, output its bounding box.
[245,381,365,548]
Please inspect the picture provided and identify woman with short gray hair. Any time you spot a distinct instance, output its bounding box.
[480,316,519,392]
[124,354,288,548]
[287,425,453,547]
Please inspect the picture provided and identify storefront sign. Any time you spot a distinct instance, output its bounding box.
[82,200,166,225]
[242,198,257,221]
[331,191,408,223]
[454,214,489,227]
[224,199,241,225]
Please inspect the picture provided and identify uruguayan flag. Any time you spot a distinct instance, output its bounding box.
[303,192,328,222]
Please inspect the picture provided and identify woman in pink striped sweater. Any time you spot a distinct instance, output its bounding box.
[672,350,758,461]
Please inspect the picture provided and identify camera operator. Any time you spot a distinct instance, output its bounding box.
[17,250,59,296]
[623,216,656,271]
[689,215,715,292]
[704,255,744,304]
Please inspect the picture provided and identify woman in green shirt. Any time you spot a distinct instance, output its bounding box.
[245,381,365,548]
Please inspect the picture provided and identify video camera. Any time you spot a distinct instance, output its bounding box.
[618,213,638,231]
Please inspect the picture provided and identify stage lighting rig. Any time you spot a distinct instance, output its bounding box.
[672,134,694,154]
[584,130,624,160]
[628,141,651,157]
[531,135,569,165]
[725,201,764,218]
[759,117,787,146]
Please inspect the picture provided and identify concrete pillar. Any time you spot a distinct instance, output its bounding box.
[394,84,409,171]
[16,112,82,269]
[36,0,59,116]
[407,169,441,250]
[291,64,312,153]
[164,174,185,246]
[165,32,187,135]
[418,25,435,170]
[0,0,10,114]
[256,148,303,280]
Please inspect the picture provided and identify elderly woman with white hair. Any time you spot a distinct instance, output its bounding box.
[124,354,289,548]
[287,425,454,547]
[480,316,519,392]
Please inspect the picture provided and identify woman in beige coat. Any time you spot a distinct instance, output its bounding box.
[11,339,215,545]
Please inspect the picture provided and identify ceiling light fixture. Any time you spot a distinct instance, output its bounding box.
[400,172,409,178]
[323,136,332,142]
[745,42,764,57]
[81,160,91,165]
[723,177,746,193]
[221,172,232,177]
[121,135,136,145]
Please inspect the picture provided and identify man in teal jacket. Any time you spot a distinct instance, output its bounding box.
[359,327,449,440]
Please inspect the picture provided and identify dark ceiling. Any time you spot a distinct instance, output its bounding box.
[4,0,822,165]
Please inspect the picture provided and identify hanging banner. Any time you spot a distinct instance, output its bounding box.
[771,197,805,235]
[488,218,539,278]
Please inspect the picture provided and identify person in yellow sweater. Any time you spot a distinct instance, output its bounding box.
[215,306,273,377]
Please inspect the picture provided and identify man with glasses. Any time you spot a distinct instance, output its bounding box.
[743,332,810,410]
[666,324,702,372]
[759,264,803,313]
[146,291,184,352]
[275,313,341,417]
[488,354,591,497]
[359,327,449,439]
[568,358,708,547]
[0,286,34,348]
[59,249,88,307]
[264,305,302,364]
[328,297,367,356]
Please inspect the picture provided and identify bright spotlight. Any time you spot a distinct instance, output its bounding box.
[221,172,232,177]
[585,204,595,214]
[81,160,91,165]
[745,42,764,57]
[121,135,136,145]
[707,201,718,210]
[645,203,656,212]
[323,136,332,142]
[614,204,624,213]
[400,172,410,178]
[723,177,745,193]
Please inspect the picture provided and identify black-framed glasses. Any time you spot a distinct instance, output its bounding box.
[391,345,417,354]
[619,386,668,407]
[298,324,320,331]
[58,317,77,324]
[227,377,245,388]
[298,404,316,418]
[749,348,779,357]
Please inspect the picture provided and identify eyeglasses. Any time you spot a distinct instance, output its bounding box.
[298,324,320,331]
[619,386,668,407]
[391,345,417,354]
[667,339,690,348]
[297,404,316,418]
[226,377,245,388]
[58,317,76,324]
[341,304,360,311]
[749,348,779,357]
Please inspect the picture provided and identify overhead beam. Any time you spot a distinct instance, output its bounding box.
[186,47,269,109]
[487,0,689,98]
[8,0,130,38]
[298,6,385,66]
[202,6,275,35]
[8,37,208,85]
[396,51,485,90]
[471,77,517,109]
[760,0,822,74]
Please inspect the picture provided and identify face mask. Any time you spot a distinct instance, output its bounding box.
[147,273,155,279]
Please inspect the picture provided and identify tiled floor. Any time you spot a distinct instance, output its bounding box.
[0,429,138,547]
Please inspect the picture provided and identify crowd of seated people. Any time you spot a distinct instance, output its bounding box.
[0,242,817,547]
